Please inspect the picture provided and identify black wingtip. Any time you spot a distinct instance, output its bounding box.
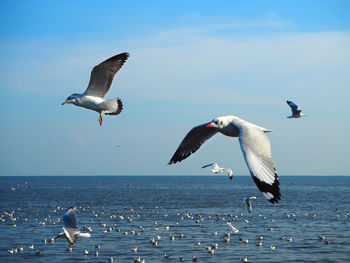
[168,159,177,166]
[117,52,130,59]
[268,195,281,204]
[251,169,281,204]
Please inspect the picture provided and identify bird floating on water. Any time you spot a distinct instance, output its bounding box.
[54,207,91,248]
[286,100,306,118]
[201,163,233,180]
[62,52,129,126]
[244,196,257,213]
[168,115,281,203]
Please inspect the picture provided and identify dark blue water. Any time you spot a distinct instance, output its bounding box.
[0,176,349,262]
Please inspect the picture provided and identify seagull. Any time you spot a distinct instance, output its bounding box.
[54,207,91,248]
[62,52,129,126]
[244,196,257,213]
[226,221,239,233]
[201,163,233,180]
[168,115,281,203]
[286,100,306,118]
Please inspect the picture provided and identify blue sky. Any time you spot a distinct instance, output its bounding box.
[1,0,349,176]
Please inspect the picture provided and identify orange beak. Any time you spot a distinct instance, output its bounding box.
[62,101,68,105]
[206,123,213,127]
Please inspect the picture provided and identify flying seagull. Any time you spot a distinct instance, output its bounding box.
[226,221,239,233]
[54,207,91,248]
[244,196,257,213]
[168,115,281,203]
[286,100,306,118]
[62,52,129,126]
[202,163,233,180]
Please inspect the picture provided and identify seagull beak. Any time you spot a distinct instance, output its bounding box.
[62,101,68,105]
[206,123,214,127]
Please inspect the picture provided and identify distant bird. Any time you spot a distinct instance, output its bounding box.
[286,100,306,118]
[168,115,281,203]
[201,163,233,180]
[244,196,257,213]
[54,207,91,248]
[226,221,239,233]
[128,184,133,200]
[62,52,129,126]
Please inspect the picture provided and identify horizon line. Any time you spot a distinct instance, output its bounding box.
[0,174,349,177]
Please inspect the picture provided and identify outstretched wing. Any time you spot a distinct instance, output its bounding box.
[201,163,215,169]
[62,208,78,228]
[168,122,218,165]
[225,168,233,179]
[239,126,281,203]
[286,100,299,114]
[84,52,129,98]
[244,198,252,213]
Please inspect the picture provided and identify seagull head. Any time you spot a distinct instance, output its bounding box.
[62,94,80,105]
[206,117,225,129]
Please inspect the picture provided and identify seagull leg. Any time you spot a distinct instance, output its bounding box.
[68,240,77,248]
[98,111,104,126]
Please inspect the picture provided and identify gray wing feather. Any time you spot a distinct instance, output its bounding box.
[84,52,129,98]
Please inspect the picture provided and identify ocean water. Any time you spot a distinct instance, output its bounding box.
[0,175,349,262]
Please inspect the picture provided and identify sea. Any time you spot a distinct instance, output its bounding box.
[0,175,349,263]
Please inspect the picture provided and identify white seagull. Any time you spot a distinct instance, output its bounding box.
[168,115,281,203]
[286,100,306,118]
[54,207,91,248]
[244,196,257,213]
[202,163,233,180]
[226,221,239,233]
[62,52,129,126]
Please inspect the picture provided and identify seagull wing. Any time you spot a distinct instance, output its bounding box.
[84,52,129,98]
[168,122,218,164]
[63,227,79,243]
[286,100,299,114]
[226,222,239,233]
[201,163,215,169]
[238,125,281,203]
[244,198,252,212]
[62,208,78,229]
[225,168,233,179]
